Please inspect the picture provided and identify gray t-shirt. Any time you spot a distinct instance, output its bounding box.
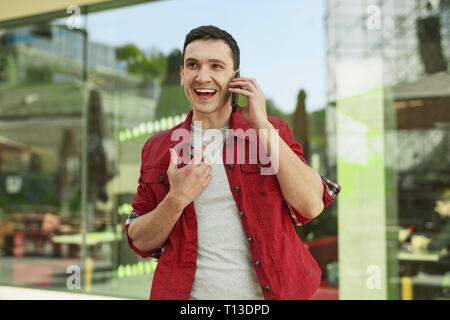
[189,123,264,300]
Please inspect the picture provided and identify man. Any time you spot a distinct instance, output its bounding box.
[125,25,341,300]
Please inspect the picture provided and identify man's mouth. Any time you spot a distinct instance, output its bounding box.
[194,88,217,100]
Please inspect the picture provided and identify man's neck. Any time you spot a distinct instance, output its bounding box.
[191,106,232,130]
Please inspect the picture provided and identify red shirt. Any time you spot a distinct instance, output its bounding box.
[125,110,341,300]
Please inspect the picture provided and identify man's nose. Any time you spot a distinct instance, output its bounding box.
[195,67,212,83]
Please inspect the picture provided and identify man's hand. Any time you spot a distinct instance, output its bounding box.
[167,144,212,209]
[228,77,269,130]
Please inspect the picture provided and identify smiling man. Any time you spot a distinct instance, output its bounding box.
[125,25,341,300]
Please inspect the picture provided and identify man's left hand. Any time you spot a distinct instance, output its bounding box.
[228,77,269,130]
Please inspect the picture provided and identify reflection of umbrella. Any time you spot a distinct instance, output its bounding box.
[417,15,448,74]
[0,136,30,152]
[293,89,309,159]
[58,128,78,215]
[0,136,33,171]
[87,89,113,203]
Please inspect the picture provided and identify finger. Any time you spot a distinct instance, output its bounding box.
[228,87,255,98]
[168,148,178,169]
[234,77,261,92]
[197,155,211,170]
[202,164,212,178]
[229,81,255,91]
[236,104,249,117]
[232,77,257,85]
[187,145,200,165]
[203,174,213,186]
[192,144,206,166]
[195,154,212,174]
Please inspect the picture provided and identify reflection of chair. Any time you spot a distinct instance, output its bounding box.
[306,236,338,276]
[10,213,73,258]
[306,236,339,300]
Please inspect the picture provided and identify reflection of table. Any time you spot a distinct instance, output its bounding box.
[398,249,449,299]
[398,249,445,277]
[52,232,122,246]
[13,231,74,257]
[397,250,443,262]
[51,232,122,257]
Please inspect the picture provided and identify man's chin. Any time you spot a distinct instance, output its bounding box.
[192,103,219,114]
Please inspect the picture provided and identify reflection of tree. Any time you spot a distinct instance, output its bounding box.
[155,49,191,118]
[292,89,309,159]
[115,44,167,82]
[266,98,288,120]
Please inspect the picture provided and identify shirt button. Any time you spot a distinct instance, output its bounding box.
[257,162,264,168]
[239,211,244,217]
[248,236,253,242]
[233,186,240,192]
[158,175,165,183]
[227,164,234,169]
[254,260,260,266]
[264,286,270,292]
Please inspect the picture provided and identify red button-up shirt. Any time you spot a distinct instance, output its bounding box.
[125,110,341,300]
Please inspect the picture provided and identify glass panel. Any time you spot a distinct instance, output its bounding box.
[81,0,339,299]
[0,0,339,299]
[0,19,87,291]
[327,0,450,300]
[2,0,447,301]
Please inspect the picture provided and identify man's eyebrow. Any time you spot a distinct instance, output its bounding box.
[185,58,227,65]
[208,59,227,65]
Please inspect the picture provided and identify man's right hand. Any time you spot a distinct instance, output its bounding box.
[167,144,212,209]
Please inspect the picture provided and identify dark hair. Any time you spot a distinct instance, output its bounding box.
[182,25,240,70]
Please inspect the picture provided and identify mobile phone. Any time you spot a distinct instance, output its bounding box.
[231,72,240,113]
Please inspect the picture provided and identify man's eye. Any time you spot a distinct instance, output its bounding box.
[213,64,222,69]
[188,63,197,68]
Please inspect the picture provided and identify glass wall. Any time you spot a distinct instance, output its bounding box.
[327,0,450,300]
[0,0,337,299]
[0,6,162,298]
[0,20,87,292]
[0,0,448,300]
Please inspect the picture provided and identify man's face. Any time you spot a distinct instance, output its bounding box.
[180,39,238,114]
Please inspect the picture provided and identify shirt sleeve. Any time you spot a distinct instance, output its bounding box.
[276,118,341,226]
[124,141,162,259]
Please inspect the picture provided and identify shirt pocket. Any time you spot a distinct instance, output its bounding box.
[240,161,278,191]
[240,160,276,176]
[141,167,170,204]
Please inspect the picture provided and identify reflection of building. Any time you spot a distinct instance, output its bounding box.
[326,0,450,300]
[326,0,450,170]
[325,0,450,187]
[4,24,126,71]
[393,72,450,130]
[0,33,160,198]
[392,72,450,226]
[326,0,450,99]
[0,21,162,294]
[0,0,446,301]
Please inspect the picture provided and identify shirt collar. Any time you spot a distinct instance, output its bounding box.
[179,109,253,141]
[167,109,256,166]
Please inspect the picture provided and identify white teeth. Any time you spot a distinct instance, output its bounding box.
[195,89,216,93]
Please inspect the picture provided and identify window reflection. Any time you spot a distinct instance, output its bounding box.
[0,0,448,300]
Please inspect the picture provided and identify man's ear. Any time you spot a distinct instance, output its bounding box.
[180,65,184,86]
